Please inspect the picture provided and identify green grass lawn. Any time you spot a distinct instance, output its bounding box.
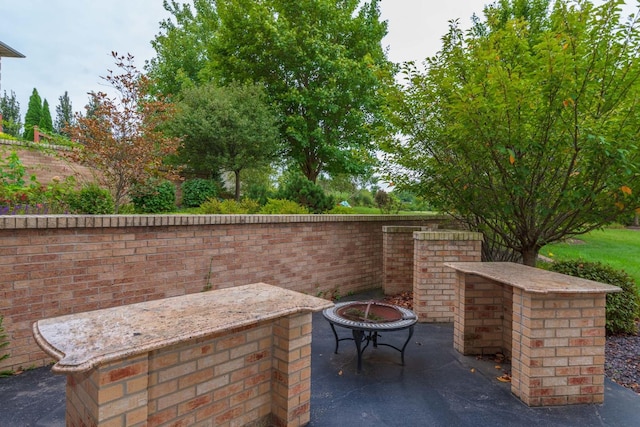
[542,228,640,285]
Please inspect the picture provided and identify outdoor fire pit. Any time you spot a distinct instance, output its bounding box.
[322,301,417,372]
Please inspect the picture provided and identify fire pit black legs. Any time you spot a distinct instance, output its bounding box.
[323,301,417,372]
[337,325,414,372]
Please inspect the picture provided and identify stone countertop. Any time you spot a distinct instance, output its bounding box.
[444,262,622,294]
[33,283,333,374]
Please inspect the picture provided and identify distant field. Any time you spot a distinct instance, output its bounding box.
[542,228,640,285]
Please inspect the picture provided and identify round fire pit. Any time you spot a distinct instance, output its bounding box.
[322,301,417,372]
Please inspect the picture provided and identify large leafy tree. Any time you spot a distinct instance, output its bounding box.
[23,88,42,141]
[147,0,219,97]
[171,82,279,200]
[55,91,74,137]
[386,0,640,266]
[0,90,21,137]
[148,0,393,183]
[67,52,181,212]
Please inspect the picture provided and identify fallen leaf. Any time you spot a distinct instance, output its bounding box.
[497,374,511,383]
[470,368,476,373]
[495,365,502,370]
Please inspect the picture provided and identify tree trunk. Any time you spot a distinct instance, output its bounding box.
[521,247,539,267]
[234,170,241,202]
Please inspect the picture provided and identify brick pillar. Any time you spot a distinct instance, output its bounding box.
[66,354,149,426]
[511,290,608,406]
[413,230,482,323]
[271,313,313,427]
[382,226,434,295]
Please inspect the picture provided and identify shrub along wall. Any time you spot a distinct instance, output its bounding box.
[0,214,448,372]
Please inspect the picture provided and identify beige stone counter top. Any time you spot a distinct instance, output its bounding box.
[33,283,333,373]
[445,262,621,294]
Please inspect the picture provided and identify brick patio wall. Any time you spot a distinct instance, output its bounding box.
[381,226,434,296]
[0,214,445,373]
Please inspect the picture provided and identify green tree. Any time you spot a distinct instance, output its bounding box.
[23,88,42,141]
[55,91,74,136]
[0,90,22,137]
[386,0,640,266]
[149,0,393,183]
[67,52,181,212]
[39,99,53,133]
[147,0,219,97]
[171,82,279,201]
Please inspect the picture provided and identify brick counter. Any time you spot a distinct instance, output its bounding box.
[33,283,332,426]
[446,262,620,406]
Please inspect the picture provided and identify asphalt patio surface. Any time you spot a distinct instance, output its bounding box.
[1,290,639,427]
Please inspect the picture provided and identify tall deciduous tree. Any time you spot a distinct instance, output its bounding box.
[147,0,219,97]
[0,90,22,137]
[148,0,393,183]
[67,52,181,212]
[39,99,53,133]
[55,91,74,136]
[23,88,42,141]
[386,0,640,266]
[171,82,279,201]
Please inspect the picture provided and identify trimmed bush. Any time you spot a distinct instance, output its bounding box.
[130,180,176,213]
[259,198,309,214]
[68,184,114,214]
[199,198,260,214]
[548,260,640,335]
[181,178,219,208]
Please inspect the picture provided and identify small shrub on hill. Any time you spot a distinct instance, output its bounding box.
[548,260,640,335]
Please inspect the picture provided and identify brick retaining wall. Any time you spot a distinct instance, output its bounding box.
[0,214,448,372]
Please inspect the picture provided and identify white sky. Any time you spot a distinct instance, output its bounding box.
[0,0,635,120]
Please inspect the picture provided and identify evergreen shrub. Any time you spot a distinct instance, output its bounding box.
[278,174,334,213]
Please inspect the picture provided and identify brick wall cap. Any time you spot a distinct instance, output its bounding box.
[0,214,448,230]
[383,225,437,233]
[414,230,483,241]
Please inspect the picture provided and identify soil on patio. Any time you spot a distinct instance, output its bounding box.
[382,291,640,395]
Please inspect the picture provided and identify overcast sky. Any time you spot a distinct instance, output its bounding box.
[0,0,635,121]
